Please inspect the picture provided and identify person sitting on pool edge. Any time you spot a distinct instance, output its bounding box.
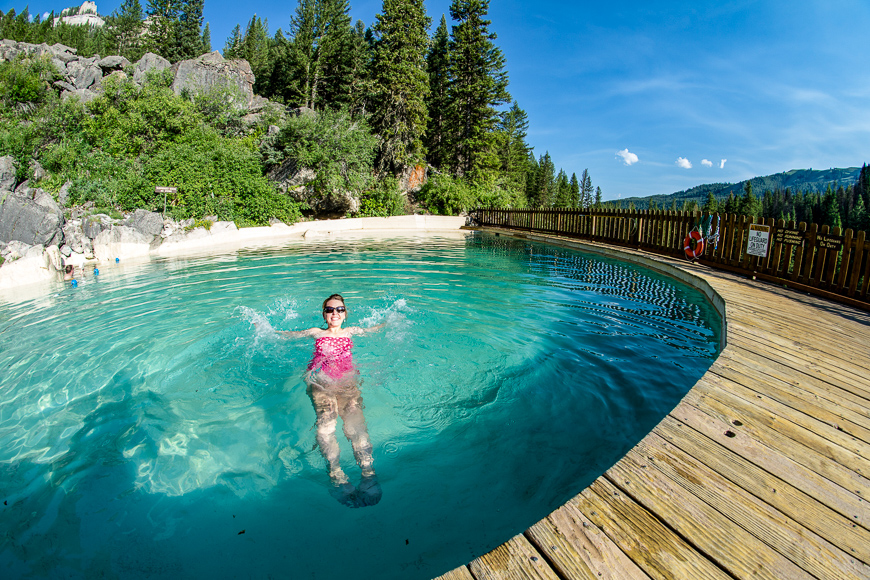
[279,294,386,508]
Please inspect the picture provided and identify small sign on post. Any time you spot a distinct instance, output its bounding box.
[746,223,771,257]
[155,186,177,216]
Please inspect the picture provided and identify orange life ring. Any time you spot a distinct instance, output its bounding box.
[684,230,705,260]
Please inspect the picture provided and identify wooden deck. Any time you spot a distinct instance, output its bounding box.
[436,231,870,580]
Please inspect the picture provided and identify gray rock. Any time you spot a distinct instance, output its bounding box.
[51,43,77,55]
[0,189,65,246]
[133,52,171,85]
[31,161,47,182]
[94,70,126,89]
[0,156,16,191]
[125,209,164,237]
[54,79,77,92]
[82,215,106,239]
[15,181,30,194]
[97,55,131,71]
[65,60,102,90]
[62,88,99,103]
[171,52,255,108]
[60,244,72,257]
[58,181,73,207]
[93,225,154,262]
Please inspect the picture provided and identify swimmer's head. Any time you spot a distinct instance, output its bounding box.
[322,294,347,325]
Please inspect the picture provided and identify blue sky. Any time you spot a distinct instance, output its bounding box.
[9,0,870,200]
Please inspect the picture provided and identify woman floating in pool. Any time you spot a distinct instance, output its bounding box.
[279,294,385,508]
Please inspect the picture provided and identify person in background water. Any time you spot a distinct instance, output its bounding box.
[279,294,385,507]
[63,264,74,281]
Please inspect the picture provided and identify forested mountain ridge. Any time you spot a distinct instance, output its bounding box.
[618,167,861,209]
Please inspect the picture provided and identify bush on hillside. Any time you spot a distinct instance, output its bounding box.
[357,176,405,217]
[417,174,525,215]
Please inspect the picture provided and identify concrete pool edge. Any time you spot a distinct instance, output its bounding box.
[438,227,870,580]
[0,215,468,302]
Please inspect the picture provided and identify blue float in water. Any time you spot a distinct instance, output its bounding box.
[115,257,120,263]
[94,268,99,276]
[71,280,77,287]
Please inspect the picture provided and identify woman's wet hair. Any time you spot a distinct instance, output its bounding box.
[322,293,346,312]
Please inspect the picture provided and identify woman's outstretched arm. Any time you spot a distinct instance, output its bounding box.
[277,327,321,338]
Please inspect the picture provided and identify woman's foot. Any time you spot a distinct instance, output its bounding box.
[357,472,382,507]
[329,482,359,508]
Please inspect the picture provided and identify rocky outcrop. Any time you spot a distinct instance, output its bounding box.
[125,209,164,237]
[0,188,65,246]
[92,226,155,262]
[133,52,171,84]
[0,156,15,191]
[171,52,255,107]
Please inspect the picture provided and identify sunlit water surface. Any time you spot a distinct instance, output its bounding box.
[0,232,721,579]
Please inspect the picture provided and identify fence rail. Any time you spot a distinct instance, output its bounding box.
[472,208,870,309]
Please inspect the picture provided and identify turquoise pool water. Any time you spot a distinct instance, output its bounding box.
[0,232,721,579]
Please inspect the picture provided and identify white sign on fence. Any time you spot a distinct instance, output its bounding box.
[746,223,771,257]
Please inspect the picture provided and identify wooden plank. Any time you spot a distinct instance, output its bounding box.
[688,375,870,484]
[630,433,870,579]
[655,416,870,564]
[849,231,867,296]
[838,229,854,290]
[669,399,870,531]
[575,479,731,580]
[526,502,651,580]
[726,328,870,396]
[792,222,809,282]
[435,567,476,580]
[606,448,814,579]
[710,354,870,444]
[468,534,560,580]
[715,347,870,428]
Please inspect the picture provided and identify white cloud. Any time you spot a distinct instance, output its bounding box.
[616,149,639,166]
[701,159,713,167]
[720,159,727,169]
[676,157,692,169]
[43,12,50,19]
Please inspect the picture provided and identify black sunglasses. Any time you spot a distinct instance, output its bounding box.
[323,306,346,314]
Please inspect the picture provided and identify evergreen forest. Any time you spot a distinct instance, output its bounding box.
[0,0,602,223]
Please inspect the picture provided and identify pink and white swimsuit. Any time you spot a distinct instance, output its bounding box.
[307,336,355,379]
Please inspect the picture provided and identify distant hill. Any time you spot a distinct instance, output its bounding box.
[617,167,862,208]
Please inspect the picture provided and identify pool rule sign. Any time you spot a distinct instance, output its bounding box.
[156,186,177,215]
[746,223,771,257]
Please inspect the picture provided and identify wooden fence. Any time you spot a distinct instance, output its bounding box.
[472,208,870,309]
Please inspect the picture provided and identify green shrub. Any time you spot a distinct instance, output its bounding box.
[143,129,300,225]
[268,108,378,202]
[188,83,247,137]
[84,74,200,157]
[0,55,58,109]
[417,174,525,215]
[358,176,405,217]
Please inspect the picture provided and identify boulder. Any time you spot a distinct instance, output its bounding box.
[62,219,93,255]
[97,55,131,72]
[0,244,57,290]
[0,189,64,246]
[0,156,16,191]
[65,60,102,90]
[171,52,255,108]
[125,209,164,237]
[133,52,171,85]
[93,226,154,262]
[61,88,99,103]
[31,160,47,182]
[94,70,126,89]
[58,181,73,207]
[82,214,108,239]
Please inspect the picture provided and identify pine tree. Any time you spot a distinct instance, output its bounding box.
[176,0,205,60]
[368,0,431,174]
[223,25,242,58]
[850,192,869,233]
[495,101,531,188]
[146,0,179,61]
[554,170,570,207]
[346,20,373,116]
[580,169,593,209]
[201,22,211,53]
[424,15,451,170]
[739,180,761,218]
[820,185,842,229]
[105,0,145,61]
[569,173,580,208]
[594,186,603,208]
[239,16,272,90]
[703,192,718,214]
[446,0,510,180]
[528,152,554,207]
